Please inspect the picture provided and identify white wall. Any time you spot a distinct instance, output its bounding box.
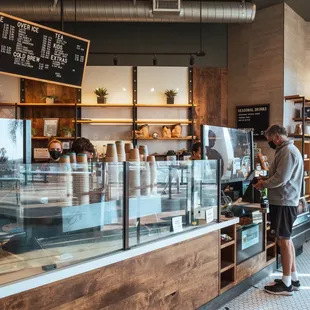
[81,66,191,155]
[0,74,19,119]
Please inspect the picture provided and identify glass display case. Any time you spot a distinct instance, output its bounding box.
[0,159,220,285]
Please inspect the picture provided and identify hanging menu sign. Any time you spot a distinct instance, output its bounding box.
[237,104,270,139]
[0,12,90,88]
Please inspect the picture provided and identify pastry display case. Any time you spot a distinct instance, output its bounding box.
[0,159,220,285]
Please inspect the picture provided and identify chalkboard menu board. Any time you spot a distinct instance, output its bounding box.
[0,12,90,88]
[237,104,270,139]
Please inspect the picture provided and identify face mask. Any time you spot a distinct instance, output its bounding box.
[49,150,62,160]
[268,140,277,150]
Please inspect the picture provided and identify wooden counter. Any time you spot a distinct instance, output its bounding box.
[0,219,238,310]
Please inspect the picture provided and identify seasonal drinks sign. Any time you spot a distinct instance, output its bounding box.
[236,104,270,139]
[0,12,90,88]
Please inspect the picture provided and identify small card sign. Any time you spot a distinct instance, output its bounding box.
[34,148,49,159]
[205,208,214,224]
[172,216,183,233]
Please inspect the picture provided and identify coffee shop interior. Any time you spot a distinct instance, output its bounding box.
[1,1,310,309]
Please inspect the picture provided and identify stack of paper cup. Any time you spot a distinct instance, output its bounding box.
[128,148,141,197]
[104,144,119,201]
[139,145,148,162]
[125,142,133,161]
[105,144,118,163]
[147,155,157,195]
[116,141,126,162]
[73,153,90,205]
[59,155,73,206]
[104,161,120,201]
[140,162,151,196]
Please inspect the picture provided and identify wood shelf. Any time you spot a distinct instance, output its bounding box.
[18,103,76,107]
[304,158,310,161]
[221,240,235,249]
[289,134,310,139]
[0,102,16,106]
[73,119,133,124]
[293,118,310,122]
[220,280,235,294]
[32,136,75,140]
[293,98,310,104]
[78,104,133,107]
[284,95,302,100]
[136,104,196,107]
[220,261,235,273]
[136,137,195,141]
[266,241,276,249]
[136,119,195,125]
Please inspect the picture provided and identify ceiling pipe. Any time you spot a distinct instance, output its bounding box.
[1,0,256,23]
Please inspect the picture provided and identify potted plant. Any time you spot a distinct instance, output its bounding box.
[43,95,57,104]
[94,87,108,104]
[61,126,75,138]
[164,89,178,104]
[31,128,37,137]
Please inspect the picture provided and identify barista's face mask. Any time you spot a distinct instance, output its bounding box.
[49,149,62,160]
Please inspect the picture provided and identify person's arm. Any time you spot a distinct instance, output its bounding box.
[263,151,295,189]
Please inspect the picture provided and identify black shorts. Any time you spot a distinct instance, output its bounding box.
[269,205,298,240]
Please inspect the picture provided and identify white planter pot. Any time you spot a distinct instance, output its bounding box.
[46,98,54,104]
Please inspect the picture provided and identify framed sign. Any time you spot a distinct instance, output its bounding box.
[0,12,90,88]
[44,118,59,137]
[236,104,270,139]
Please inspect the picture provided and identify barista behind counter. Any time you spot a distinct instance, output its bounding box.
[47,137,95,161]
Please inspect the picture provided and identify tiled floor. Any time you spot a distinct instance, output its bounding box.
[221,241,310,310]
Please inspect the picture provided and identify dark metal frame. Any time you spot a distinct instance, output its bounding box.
[132,66,138,147]
[188,67,194,151]
[123,162,130,250]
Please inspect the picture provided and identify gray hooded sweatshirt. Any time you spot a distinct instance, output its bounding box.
[264,140,303,207]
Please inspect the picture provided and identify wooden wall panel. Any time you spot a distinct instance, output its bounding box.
[193,68,228,137]
[228,3,285,160]
[0,232,219,310]
[24,80,77,103]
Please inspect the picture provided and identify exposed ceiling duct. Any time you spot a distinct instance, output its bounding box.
[1,0,256,23]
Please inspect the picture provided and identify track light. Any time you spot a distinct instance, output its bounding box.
[190,55,195,66]
[113,55,118,65]
[153,55,158,66]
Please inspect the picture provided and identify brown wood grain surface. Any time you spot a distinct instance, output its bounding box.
[193,68,228,138]
[0,231,220,310]
[236,251,266,284]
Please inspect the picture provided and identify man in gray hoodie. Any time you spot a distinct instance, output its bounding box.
[254,124,303,296]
